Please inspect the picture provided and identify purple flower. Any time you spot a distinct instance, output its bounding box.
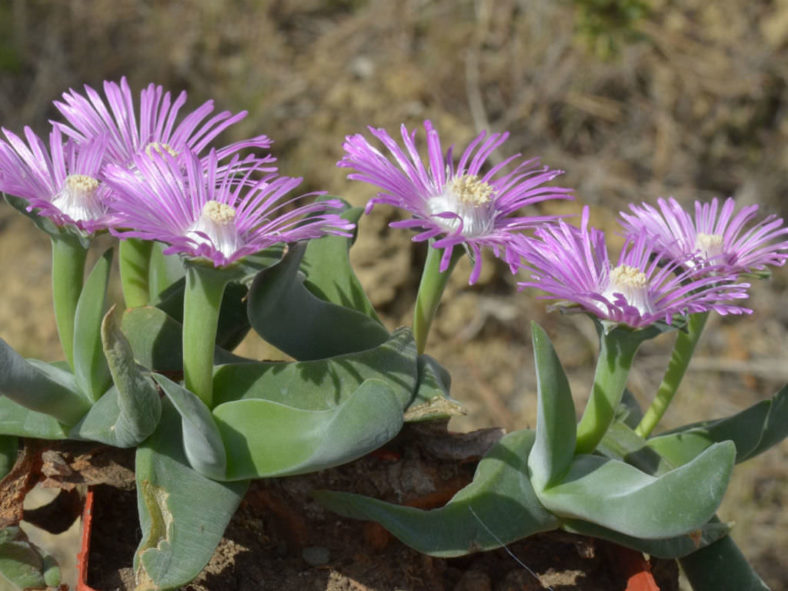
[103,149,354,267]
[619,197,788,275]
[339,120,573,284]
[54,77,274,169]
[0,125,112,232]
[517,207,751,328]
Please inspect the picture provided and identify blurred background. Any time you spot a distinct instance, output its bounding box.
[0,0,786,588]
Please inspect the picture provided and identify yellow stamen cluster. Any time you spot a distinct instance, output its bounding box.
[202,200,236,224]
[696,233,724,254]
[65,174,100,195]
[610,265,648,289]
[449,174,494,206]
[145,142,179,158]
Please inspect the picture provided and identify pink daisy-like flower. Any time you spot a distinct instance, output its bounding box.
[103,149,354,268]
[338,120,573,284]
[517,207,751,328]
[54,77,274,169]
[619,197,788,275]
[0,125,111,232]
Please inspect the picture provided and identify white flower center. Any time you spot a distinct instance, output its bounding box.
[426,174,495,237]
[604,264,653,315]
[145,142,178,158]
[52,174,105,223]
[695,232,724,261]
[187,200,239,257]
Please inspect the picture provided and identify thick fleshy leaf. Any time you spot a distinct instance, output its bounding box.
[299,201,381,323]
[213,378,405,480]
[121,306,245,374]
[212,328,418,409]
[247,241,389,360]
[562,517,731,559]
[528,323,576,490]
[101,308,161,440]
[153,374,226,480]
[147,241,185,303]
[537,441,735,538]
[0,527,60,590]
[70,310,161,447]
[0,397,67,439]
[72,248,113,401]
[134,401,248,590]
[315,429,559,557]
[647,385,788,468]
[0,340,89,425]
[679,530,769,590]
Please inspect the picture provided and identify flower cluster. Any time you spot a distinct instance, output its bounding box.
[0,77,350,266]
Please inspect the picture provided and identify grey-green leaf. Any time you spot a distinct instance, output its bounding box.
[134,401,248,590]
[537,441,735,539]
[72,247,113,401]
[562,517,731,559]
[648,385,788,468]
[679,531,769,591]
[528,322,577,490]
[315,429,559,557]
[247,241,389,360]
[0,397,67,439]
[0,340,89,425]
[153,374,226,480]
[212,328,418,410]
[213,378,405,480]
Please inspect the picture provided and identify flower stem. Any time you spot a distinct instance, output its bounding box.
[182,262,231,408]
[119,238,153,308]
[575,326,646,454]
[635,311,710,438]
[51,234,88,368]
[413,245,463,355]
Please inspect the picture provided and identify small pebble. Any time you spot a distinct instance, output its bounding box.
[302,545,330,566]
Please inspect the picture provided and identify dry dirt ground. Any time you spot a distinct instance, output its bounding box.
[0,1,786,589]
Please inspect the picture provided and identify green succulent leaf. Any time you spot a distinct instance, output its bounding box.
[69,309,161,446]
[247,240,389,361]
[134,401,248,590]
[647,384,788,468]
[562,517,731,559]
[527,322,577,490]
[299,200,381,323]
[72,247,113,401]
[153,374,226,481]
[0,340,89,425]
[213,377,405,480]
[0,397,67,439]
[679,529,770,590]
[0,526,60,590]
[121,306,246,374]
[147,241,185,304]
[212,328,418,409]
[537,441,735,539]
[315,429,559,557]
